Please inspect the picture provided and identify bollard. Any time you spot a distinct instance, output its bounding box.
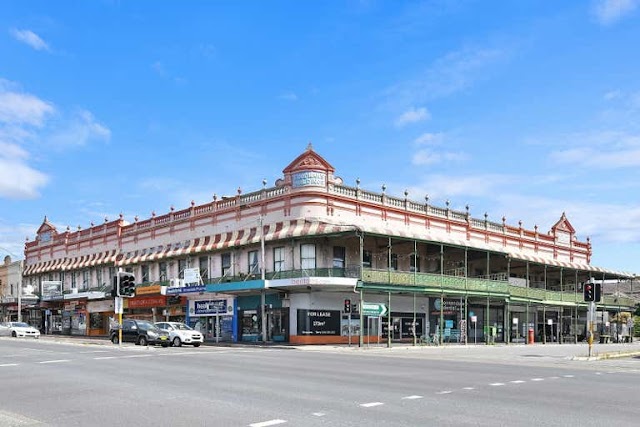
[528,328,535,344]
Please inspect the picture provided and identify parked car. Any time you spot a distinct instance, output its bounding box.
[110,319,169,347]
[155,322,203,347]
[0,321,41,338]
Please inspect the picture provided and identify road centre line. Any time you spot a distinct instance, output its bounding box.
[530,378,544,381]
[94,356,118,360]
[0,363,19,367]
[38,359,70,364]
[311,412,326,417]
[462,387,475,390]
[248,419,287,427]
[436,391,453,395]
[402,395,423,400]
[360,402,384,408]
[121,354,152,358]
[490,383,505,386]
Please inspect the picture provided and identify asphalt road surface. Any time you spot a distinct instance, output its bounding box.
[0,338,638,427]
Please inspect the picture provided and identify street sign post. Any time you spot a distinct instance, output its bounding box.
[362,302,388,317]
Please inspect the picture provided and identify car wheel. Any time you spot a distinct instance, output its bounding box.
[111,335,119,344]
[11,331,17,337]
[161,342,169,348]
[193,343,201,347]
[172,337,182,347]
[138,336,148,346]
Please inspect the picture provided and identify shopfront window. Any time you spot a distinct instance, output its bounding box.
[333,246,345,268]
[199,256,209,280]
[248,250,259,275]
[363,250,372,268]
[221,253,231,277]
[273,247,285,272]
[159,262,167,281]
[141,265,150,283]
[178,259,187,279]
[96,268,103,287]
[410,255,421,272]
[301,244,316,270]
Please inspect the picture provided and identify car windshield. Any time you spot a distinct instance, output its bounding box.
[137,321,158,331]
[11,322,30,328]
[172,323,193,331]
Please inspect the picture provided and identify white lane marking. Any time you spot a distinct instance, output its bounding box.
[0,363,19,367]
[549,376,560,380]
[436,391,452,395]
[122,354,152,358]
[402,395,423,400]
[462,387,475,390]
[79,350,109,354]
[94,356,117,360]
[38,359,70,364]
[564,374,575,378]
[249,420,287,427]
[531,378,544,382]
[490,383,505,386]
[510,380,525,384]
[312,412,326,417]
[360,402,384,408]
[595,372,602,375]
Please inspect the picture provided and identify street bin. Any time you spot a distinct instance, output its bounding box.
[528,328,535,344]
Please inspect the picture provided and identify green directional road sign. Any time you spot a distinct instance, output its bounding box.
[362,302,388,317]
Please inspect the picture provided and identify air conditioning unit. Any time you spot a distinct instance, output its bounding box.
[170,278,185,288]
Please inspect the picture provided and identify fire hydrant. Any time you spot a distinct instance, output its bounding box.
[528,328,535,344]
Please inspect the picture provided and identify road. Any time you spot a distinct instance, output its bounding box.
[0,337,638,427]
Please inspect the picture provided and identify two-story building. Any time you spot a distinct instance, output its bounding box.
[22,145,638,344]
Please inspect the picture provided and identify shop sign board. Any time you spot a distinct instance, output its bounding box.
[127,296,167,309]
[136,285,162,296]
[42,281,63,301]
[167,285,206,295]
[189,298,234,316]
[297,309,340,335]
[183,268,200,285]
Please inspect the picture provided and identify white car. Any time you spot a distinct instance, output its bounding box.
[155,322,203,347]
[0,322,41,338]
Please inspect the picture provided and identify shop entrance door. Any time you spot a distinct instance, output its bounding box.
[267,308,289,342]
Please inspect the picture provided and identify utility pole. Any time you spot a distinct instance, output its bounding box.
[260,215,267,343]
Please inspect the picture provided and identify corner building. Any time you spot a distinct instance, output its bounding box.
[23,145,637,344]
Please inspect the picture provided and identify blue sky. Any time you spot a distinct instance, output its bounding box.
[1,1,639,274]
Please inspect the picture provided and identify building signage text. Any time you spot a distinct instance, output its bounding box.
[297,309,340,336]
[292,171,326,188]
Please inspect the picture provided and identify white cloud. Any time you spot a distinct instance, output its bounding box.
[9,28,50,51]
[278,91,298,101]
[385,45,508,109]
[412,149,467,166]
[0,142,49,199]
[394,107,430,127]
[603,90,622,100]
[592,0,639,25]
[48,109,111,147]
[549,130,640,168]
[414,132,444,145]
[0,90,55,127]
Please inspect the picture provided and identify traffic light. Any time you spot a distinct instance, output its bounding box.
[344,298,351,313]
[584,282,594,301]
[594,283,602,302]
[119,272,136,297]
[111,275,118,297]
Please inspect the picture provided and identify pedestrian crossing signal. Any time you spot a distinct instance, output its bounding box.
[344,299,351,313]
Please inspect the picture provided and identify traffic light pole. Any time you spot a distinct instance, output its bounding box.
[117,273,122,347]
[588,301,595,358]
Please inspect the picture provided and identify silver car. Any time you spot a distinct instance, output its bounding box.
[155,322,203,347]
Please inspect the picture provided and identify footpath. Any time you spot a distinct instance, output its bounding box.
[35,334,640,362]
